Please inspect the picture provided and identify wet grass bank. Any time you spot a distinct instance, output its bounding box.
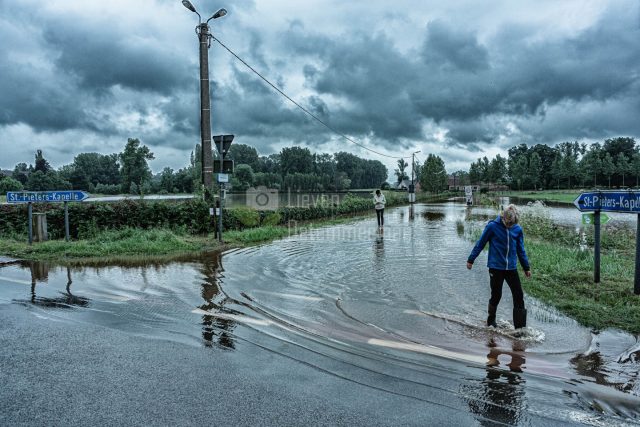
[496,190,579,204]
[0,213,374,262]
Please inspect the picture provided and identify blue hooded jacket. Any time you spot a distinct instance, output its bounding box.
[468,216,530,271]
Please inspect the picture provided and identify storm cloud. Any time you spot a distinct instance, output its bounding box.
[0,0,638,175]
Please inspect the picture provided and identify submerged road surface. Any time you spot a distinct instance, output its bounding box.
[1,202,639,426]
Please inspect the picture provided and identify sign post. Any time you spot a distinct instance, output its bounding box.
[636,214,640,295]
[213,134,234,243]
[574,190,640,294]
[7,191,89,244]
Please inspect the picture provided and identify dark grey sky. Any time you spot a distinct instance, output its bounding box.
[1,0,639,176]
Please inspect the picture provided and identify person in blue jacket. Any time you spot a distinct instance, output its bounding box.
[466,204,532,329]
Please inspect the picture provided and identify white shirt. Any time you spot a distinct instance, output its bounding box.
[374,194,386,210]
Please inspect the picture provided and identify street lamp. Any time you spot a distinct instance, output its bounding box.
[410,150,421,203]
[182,1,227,201]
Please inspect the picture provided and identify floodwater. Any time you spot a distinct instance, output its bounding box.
[1,202,640,425]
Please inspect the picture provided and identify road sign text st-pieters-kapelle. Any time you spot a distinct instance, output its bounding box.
[574,191,640,213]
[6,191,89,204]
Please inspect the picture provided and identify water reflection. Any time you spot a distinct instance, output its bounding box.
[15,262,90,309]
[422,211,446,221]
[467,368,527,426]
[466,339,527,425]
[199,256,236,349]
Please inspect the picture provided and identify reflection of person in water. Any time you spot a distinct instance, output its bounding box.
[467,204,531,330]
[485,339,526,372]
[467,365,527,425]
[466,339,527,425]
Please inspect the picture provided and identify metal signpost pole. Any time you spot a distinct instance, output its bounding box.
[64,201,70,242]
[635,214,640,295]
[28,202,33,245]
[594,210,600,283]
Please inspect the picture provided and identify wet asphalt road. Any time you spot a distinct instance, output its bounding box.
[0,304,482,427]
[1,301,587,426]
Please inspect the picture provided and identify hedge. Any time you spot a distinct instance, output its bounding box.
[0,193,408,239]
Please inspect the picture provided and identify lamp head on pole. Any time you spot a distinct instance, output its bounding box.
[182,0,202,23]
[182,0,197,13]
[207,8,227,23]
[212,8,227,19]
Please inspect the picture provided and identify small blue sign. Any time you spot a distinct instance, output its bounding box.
[574,191,640,213]
[6,191,90,204]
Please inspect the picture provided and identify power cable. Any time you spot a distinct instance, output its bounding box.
[212,36,411,160]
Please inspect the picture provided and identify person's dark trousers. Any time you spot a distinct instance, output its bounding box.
[376,209,384,226]
[488,268,527,328]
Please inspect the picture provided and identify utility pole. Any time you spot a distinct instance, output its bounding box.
[197,21,213,200]
[410,151,420,203]
[182,1,227,202]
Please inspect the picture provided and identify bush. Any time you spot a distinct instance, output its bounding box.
[0,177,24,193]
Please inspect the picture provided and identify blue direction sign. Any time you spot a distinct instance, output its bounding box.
[573,191,640,213]
[6,191,89,204]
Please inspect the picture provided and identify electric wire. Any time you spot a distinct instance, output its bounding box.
[212,36,411,160]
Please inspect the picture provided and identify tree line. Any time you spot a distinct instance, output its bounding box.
[458,137,638,190]
[225,145,387,191]
[0,139,389,195]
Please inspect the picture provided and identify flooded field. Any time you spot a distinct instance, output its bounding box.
[1,202,639,425]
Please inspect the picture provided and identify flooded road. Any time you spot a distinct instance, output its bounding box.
[1,202,639,425]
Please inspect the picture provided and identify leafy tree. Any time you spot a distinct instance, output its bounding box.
[119,138,155,193]
[550,155,562,189]
[601,152,615,188]
[510,155,528,190]
[160,167,175,193]
[528,152,542,190]
[489,155,508,184]
[25,170,72,191]
[34,149,52,173]
[280,147,313,175]
[632,153,640,188]
[616,152,631,187]
[603,137,636,161]
[420,154,447,193]
[394,158,409,184]
[469,161,481,184]
[231,164,255,192]
[581,144,602,187]
[12,163,30,184]
[228,144,260,171]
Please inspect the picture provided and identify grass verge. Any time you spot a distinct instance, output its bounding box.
[499,190,579,204]
[0,212,374,262]
[524,241,640,333]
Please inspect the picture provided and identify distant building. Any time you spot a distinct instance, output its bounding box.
[448,175,507,191]
[392,179,420,191]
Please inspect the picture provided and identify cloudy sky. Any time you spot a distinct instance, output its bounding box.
[1,0,639,178]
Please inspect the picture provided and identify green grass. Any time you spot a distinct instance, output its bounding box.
[0,212,373,262]
[500,190,579,204]
[524,241,640,333]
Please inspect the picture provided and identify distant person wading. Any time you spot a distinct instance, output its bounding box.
[374,190,386,229]
[466,205,532,330]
